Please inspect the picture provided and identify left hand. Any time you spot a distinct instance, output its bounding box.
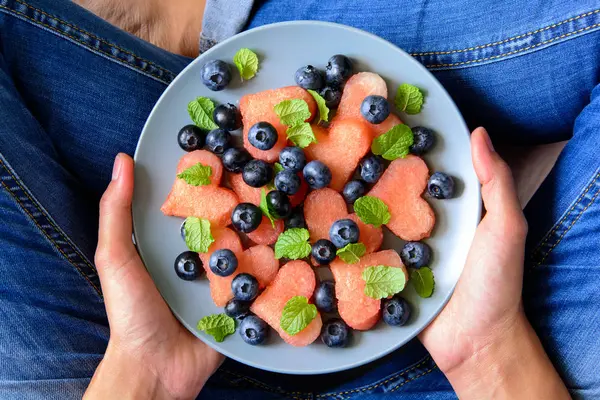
[85,153,223,400]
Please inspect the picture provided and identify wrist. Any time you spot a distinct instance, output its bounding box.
[84,342,171,400]
[444,313,569,399]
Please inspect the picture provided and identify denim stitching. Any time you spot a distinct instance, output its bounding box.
[531,171,600,268]
[0,0,175,84]
[0,157,102,296]
[217,369,306,400]
[419,23,600,69]
[411,9,599,56]
[389,365,438,393]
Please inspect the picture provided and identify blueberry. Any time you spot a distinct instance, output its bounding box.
[285,206,306,229]
[359,155,385,184]
[382,295,411,326]
[224,299,251,319]
[180,221,186,241]
[303,160,332,189]
[177,125,206,152]
[360,95,390,124]
[231,203,262,233]
[311,239,336,265]
[213,103,241,131]
[248,122,278,151]
[294,65,324,90]
[222,147,252,173]
[279,146,306,173]
[209,249,238,277]
[205,129,231,155]
[319,86,343,109]
[239,315,269,345]
[201,60,232,91]
[410,126,435,155]
[274,170,301,195]
[314,280,336,312]
[428,172,455,199]
[325,55,353,86]
[329,219,360,248]
[320,318,351,348]
[266,190,292,219]
[231,273,259,302]
[342,180,366,204]
[174,251,202,281]
[242,160,273,188]
[401,242,432,269]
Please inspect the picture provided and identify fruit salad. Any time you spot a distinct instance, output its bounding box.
[162,49,457,348]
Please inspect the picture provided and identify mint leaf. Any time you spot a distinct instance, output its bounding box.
[233,48,259,81]
[371,124,414,160]
[259,188,276,227]
[336,242,366,264]
[307,89,329,124]
[354,196,391,228]
[395,84,424,115]
[411,267,435,298]
[362,265,407,299]
[286,123,316,148]
[266,163,284,190]
[184,217,214,253]
[280,296,317,335]
[188,97,218,130]
[197,313,235,342]
[274,99,311,127]
[177,163,213,186]
[274,228,311,260]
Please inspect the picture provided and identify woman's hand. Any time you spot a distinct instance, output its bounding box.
[85,154,223,400]
[420,128,569,399]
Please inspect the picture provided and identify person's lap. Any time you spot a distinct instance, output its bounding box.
[0,0,598,398]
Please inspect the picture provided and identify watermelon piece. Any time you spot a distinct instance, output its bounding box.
[202,241,279,307]
[347,214,383,254]
[304,188,348,242]
[368,156,435,241]
[251,261,322,346]
[304,119,371,191]
[247,216,284,245]
[335,72,402,139]
[330,250,408,330]
[240,86,317,162]
[161,152,238,226]
[229,172,307,207]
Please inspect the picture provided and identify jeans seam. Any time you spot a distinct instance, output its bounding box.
[0,0,175,85]
[529,169,600,269]
[0,156,102,297]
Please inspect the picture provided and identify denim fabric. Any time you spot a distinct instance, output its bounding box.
[0,0,599,399]
[200,0,254,52]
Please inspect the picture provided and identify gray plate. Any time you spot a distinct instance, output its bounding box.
[133,21,481,375]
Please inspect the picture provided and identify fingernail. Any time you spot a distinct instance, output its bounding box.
[481,128,495,152]
[112,154,123,181]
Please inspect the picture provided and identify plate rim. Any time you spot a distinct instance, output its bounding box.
[133,20,482,375]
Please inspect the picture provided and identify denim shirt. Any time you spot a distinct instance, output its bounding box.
[201,0,255,53]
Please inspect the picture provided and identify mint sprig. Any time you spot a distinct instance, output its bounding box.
[197,314,236,342]
[177,163,213,186]
[233,48,259,81]
[274,228,311,260]
[354,196,391,228]
[410,267,435,298]
[336,242,366,264]
[362,265,407,299]
[286,123,316,148]
[188,97,219,130]
[280,296,317,336]
[183,217,214,253]
[259,188,276,228]
[266,163,284,191]
[274,99,311,127]
[371,124,414,160]
[395,84,424,115]
[307,89,329,124]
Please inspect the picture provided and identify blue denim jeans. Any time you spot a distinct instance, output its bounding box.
[0,0,599,399]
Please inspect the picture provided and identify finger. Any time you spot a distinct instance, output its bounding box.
[471,127,527,239]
